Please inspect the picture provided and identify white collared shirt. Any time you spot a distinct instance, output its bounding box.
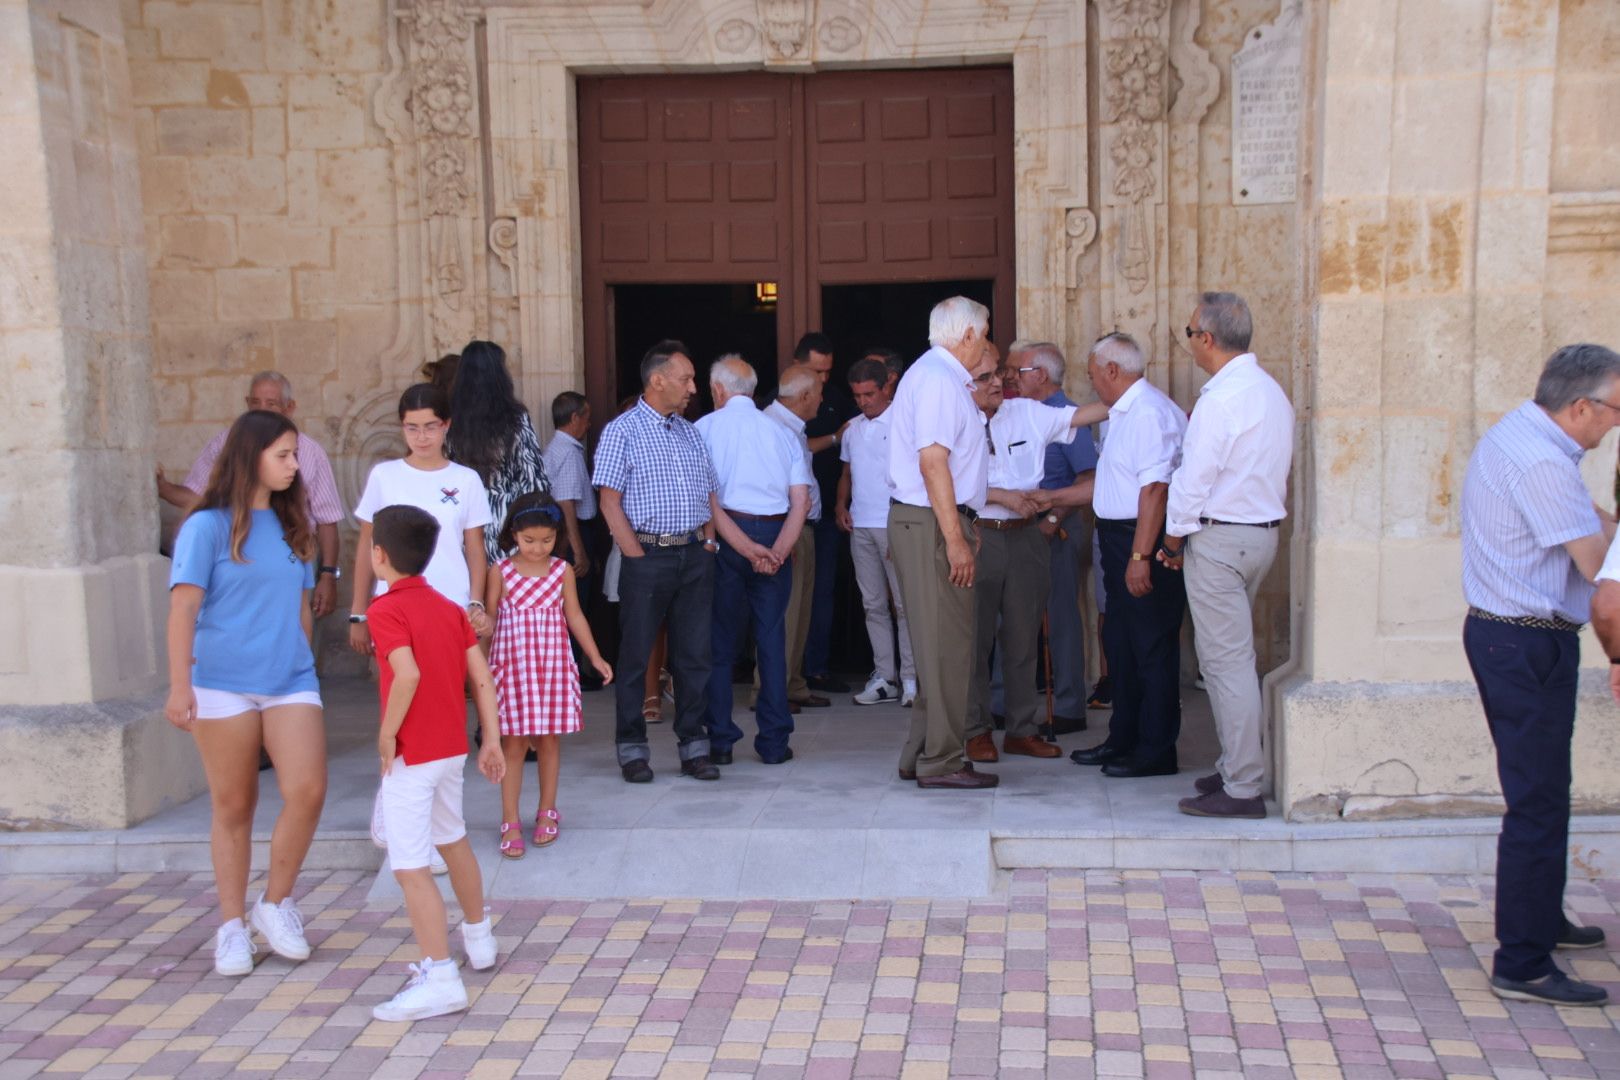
[763,399,821,521]
[888,345,989,512]
[982,398,1078,520]
[1166,353,1293,537]
[1094,378,1187,520]
[696,396,811,516]
[840,408,896,529]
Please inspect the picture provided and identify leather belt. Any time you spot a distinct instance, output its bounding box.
[1200,517,1282,529]
[1096,517,1139,531]
[727,510,786,522]
[978,515,1034,530]
[633,530,702,547]
[890,498,979,523]
[1467,606,1584,634]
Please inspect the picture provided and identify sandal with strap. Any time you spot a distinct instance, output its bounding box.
[642,695,663,724]
[499,821,525,859]
[533,808,560,847]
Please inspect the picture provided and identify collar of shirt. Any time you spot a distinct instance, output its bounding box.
[1107,377,1149,420]
[1043,388,1073,409]
[636,396,676,428]
[764,399,806,434]
[1520,400,1584,463]
[550,430,584,452]
[916,344,976,389]
[1200,352,1258,396]
[383,575,429,596]
[719,395,756,416]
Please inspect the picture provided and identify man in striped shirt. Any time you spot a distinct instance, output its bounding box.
[1460,342,1620,1007]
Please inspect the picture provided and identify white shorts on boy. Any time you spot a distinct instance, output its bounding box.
[381,754,468,870]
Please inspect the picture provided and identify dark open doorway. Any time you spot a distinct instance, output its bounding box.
[819,278,998,378]
[611,283,779,415]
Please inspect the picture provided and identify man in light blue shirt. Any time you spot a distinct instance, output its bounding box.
[1461,342,1620,1007]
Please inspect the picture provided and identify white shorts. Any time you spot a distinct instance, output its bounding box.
[193,687,323,719]
[380,754,468,870]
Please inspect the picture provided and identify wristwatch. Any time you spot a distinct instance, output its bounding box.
[1045,514,1059,525]
[1130,552,1148,562]
[319,565,341,578]
[348,613,367,624]
[702,538,721,552]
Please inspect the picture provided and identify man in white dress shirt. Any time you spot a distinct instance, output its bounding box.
[761,365,829,711]
[1069,333,1189,779]
[887,297,1000,789]
[695,356,812,765]
[1159,293,1293,819]
[963,345,1099,764]
[836,358,915,707]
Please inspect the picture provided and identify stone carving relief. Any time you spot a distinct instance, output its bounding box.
[1064,207,1098,292]
[1098,0,1169,298]
[759,0,811,59]
[819,15,862,53]
[715,18,758,53]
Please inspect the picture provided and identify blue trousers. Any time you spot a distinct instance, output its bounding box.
[803,514,842,677]
[707,518,795,758]
[614,543,714,765]
[1097,520,1185,768]
[1463,614,1579,982]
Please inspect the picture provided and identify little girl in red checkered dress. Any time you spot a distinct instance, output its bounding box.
[485,492,613,858]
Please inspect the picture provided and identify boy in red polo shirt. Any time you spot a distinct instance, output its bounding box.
[365,505,506,1022]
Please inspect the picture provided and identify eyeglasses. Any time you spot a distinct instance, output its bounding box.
[1585,397,1620,414]
[403,422,446,436]
[971,371,997,384]
[1015,366,1039,373]
[1185,325,1207,339]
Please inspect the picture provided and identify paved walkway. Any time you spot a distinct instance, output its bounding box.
[3,869,1620,1079]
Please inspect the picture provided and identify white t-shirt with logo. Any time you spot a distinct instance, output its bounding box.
[355,458,493,606]
[840,409,896,529]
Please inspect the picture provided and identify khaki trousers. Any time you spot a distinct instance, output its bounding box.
[966,525,1050,740]
[751,526,814,703]
[1183,523,1278,800]
[888,502,977,777]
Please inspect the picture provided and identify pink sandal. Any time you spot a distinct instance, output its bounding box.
[533,808,560,847]
[499,821,525,859]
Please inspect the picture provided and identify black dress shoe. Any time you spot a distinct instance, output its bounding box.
[806,675,849,693]
[792,694,831,708]
[621,760,654,784]
[1102,760,1178,778]
[680,756,720,780]
[1070,744,1127,766]
[1558,921,1607,950]
[759,748,795,765]
[1050,714,1087,735]
[1490,969,1609,1006]
[710,750,734,766]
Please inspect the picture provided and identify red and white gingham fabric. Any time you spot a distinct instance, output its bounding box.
[488,557,582,736]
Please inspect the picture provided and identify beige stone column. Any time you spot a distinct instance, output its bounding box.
[0,1,197,829]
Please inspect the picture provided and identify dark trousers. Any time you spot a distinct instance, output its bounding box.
[1463,614,1579,981]
[614,543,715,765]
[571,515,613,671]
[708,518,795,758]
[803,514,842,677]
[1097,520,1185,768]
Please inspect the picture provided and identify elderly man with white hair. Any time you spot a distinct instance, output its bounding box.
[695,356,812,765]
[761,363,830,711]
[886,296,1000,789]
[1069,333,1189,779]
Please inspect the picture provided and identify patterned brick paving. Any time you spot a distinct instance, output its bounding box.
[1,869,1619,1079]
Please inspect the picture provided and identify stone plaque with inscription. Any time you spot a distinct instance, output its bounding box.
[1231,0,1303,206]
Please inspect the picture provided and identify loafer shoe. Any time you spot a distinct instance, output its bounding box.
[792,694,831,708]
[1490,969,1609,1006]
[1049,714,1087,735]
[1003,735,1062,759]
[680,756,720,780]
[1102,760,1178,778]
[1194,772,1224,796]
[1558,922,1607,950]
[806,675,849,693]
[759,748,794,765]
[621,761,654,784]
[710,750,734,766]
[966,733,999,763]
[897,767,917,781]
[1070,744,1127,766]
[917,766,999,789]
[1178,790,1265,819]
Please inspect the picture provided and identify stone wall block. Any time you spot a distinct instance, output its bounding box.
[1380,415,1462,539]
[216,267,292,321]
[1380,294,1474,407]
[263,0,387,75]
[135,154,189,213]
[1474,292,1552,415]
[189,155,286,214]
[158,214,234,268]
[1318,199,1388,296]
[1550,72,1620,193]
[1477,75,1519,192]
[289,104,365,150]
[235,73,287,108]
[286,148,318,225]
[190,371,254,423]
[252,106,285,157]
[237,218,331,269]
[1383,196,1470,296]
[1311,415,1384,541]
[313,147,392,226]
[0,244,63,332]
[127,57,207,105]
[1475,192,1548,291]
[1388,77,1484,194]
[154,320,272,377]
[155,106,248,156]
[1392,0,1491,77]
[1520,72,1554,192]
[153,375,190,425]
[272,319,337,378]
[1320,79,1394,200]
[295,226,394,308]
[1323,0,1398,80]
[57,242,125,336]
[146,1,263,71]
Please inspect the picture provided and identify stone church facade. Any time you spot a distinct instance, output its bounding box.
[1,0,1617,828]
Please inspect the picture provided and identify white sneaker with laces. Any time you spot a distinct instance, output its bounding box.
[429,850,448,875]
[250,895,311,961]
[854,675,900,706]
[901,679,917,708]
[461,917,498,971]
[214,920,256,976]
[372,959,468,1022]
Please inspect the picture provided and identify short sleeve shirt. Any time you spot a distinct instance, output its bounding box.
[367,575,477,765]
[696,396,812,515]
[592,398,719,534]
[1039,390,1101,490]
[983,399,1078,520]
[169,508,318,696]
[887,346,989,511]
[840,409,896,529]
[354,459,492,607]
[1092,379,1188,520]
[542,431,596,520]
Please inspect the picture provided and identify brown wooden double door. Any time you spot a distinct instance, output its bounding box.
[578,67,1015,410]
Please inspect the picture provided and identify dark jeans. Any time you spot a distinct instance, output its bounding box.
[614,543,715,765]
[1463,614,1579,982]
[1097,520,1185,768]
[707,517,795,758]
[570,515,613,671]
[803,514,842,677]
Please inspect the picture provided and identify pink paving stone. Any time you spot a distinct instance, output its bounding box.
[804,1059,855,1080]
[1096,1033,1144,1051]
[1002,1011,1046,1028]
[1145,1063,1195,1080]
[1047,1017,1093,1040]
[1235,1023,1285,1050]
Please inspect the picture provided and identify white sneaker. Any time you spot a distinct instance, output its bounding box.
[461,917,498,971]
[213,920,256,976]
[854,676,900,706]
[372,959,468,1022]
[250,895,311,961]
[901,680,917,708]
[429,850,448,875]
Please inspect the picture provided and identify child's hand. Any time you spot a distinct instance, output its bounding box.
[378,734,396,777]
[477,741,506,783]
[591,657,614,685]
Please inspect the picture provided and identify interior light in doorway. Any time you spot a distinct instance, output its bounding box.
[755,282,778,308]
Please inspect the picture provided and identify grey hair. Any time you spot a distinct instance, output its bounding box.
[927,296,989,348]
[777,363,817,401]
[1022,342,1065,384]
[1534,344,1620,412]
[1196,292,1253,353]
[709,354,758,397]
[1090,332,1145,375]
[249,370,294,401]
[1007,338,1038,355]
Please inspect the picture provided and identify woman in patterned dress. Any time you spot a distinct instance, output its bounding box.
[447,340,551,566]
[485,492,613,858]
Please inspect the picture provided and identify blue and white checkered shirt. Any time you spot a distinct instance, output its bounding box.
[1461,400,1600,623]
[543,430,596,521]
[592,398,718,535]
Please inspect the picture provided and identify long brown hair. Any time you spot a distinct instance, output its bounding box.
[190,410,316,563]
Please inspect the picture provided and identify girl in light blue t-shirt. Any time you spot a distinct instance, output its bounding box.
[166,410,328,978]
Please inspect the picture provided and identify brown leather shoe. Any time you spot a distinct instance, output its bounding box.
[792,694,831,708]
[898,767,917,781]
[1002,735,1062,759]
[917,766,999,789]
[966,733,999,762]
[1178,789,1265,819]
[1194,772,1223,796]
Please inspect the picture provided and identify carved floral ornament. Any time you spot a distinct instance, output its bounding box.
[714,2,863,57]
[403,0,478,218]
[1103,35,1167,123]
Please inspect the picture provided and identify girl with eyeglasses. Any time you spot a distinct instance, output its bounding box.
[484,491,613,858]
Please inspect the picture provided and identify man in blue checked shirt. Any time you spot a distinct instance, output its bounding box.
[594,340,723,784]
[1461,342,1620,1008]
